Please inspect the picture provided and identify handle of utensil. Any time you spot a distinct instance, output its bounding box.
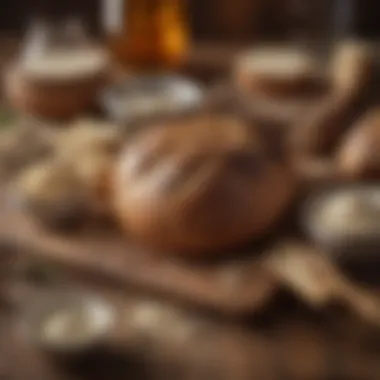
[336,281,380,327]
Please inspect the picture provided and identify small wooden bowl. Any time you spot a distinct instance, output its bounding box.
[233,47,326,99]
[5,62,109,121]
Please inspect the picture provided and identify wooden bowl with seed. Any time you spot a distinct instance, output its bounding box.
[5,49,110,121]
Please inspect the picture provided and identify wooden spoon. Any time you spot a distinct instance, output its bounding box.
[264,241,380,327]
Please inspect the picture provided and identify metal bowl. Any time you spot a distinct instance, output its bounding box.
[21,291,116,358]
[102,74,205,130]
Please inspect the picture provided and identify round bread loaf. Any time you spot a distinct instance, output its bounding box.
[112,115,296,255]
[233,47,321,98]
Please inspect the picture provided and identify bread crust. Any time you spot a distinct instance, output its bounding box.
[112,115,296,255]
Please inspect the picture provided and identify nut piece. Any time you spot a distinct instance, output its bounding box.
[12,159,92,231]
[55,119,125,158]
[55,119,124,215]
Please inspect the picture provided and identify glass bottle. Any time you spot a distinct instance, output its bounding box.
[102,0,190,72]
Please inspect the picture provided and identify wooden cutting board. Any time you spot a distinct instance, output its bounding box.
[0,196,278,315]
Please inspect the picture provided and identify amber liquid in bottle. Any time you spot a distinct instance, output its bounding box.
[103,0,189,71]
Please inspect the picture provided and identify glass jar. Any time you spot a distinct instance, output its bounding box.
[101,0,190,72]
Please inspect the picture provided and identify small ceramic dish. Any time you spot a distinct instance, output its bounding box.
[20,291,116,361]
[102,74,205,131]
[303,184,380,263]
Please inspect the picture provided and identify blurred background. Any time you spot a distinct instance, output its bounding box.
[2,2,380,380]
[0,0,379,41]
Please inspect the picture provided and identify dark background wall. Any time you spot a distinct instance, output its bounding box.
[0,0,99,36]
[0,0,379,41]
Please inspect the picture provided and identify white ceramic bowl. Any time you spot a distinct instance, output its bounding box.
[102,74,205,130]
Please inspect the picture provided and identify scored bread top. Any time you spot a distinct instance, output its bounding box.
[115,115,267,199]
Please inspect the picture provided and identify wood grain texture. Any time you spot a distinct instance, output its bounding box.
[3,288,380,380]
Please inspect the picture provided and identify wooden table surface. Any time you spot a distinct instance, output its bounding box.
[3,274,380,380]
